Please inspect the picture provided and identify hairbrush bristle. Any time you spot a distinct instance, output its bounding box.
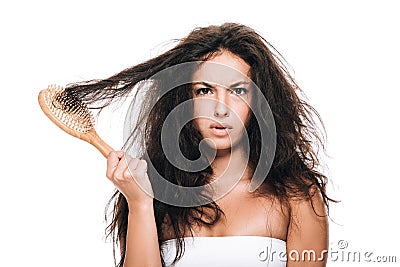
[43,85,95,133]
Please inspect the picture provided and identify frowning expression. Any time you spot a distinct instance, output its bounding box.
[192,51,252,151]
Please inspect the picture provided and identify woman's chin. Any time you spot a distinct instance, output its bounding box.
[201,139,232,151]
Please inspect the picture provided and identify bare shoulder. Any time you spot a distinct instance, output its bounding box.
[289,186,328,223]
[286,187,329,266]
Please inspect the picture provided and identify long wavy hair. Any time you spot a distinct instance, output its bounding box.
[65,22,334,266]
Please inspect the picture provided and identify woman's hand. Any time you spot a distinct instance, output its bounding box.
[106,151,154,207]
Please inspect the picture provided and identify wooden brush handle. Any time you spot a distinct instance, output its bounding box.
[81,129,114,158]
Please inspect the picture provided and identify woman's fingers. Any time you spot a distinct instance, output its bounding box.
[105,151,154,202]
[129,159,154,198]
[106,151,124,179]
[135,159,148,173]
[124,157,140,178]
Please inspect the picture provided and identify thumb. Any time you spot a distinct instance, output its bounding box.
[106,151,124,178]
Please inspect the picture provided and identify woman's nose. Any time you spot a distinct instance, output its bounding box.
[213,93,230,118]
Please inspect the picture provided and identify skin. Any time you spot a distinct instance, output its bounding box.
[106,51,328,266]
[192,51,252,154]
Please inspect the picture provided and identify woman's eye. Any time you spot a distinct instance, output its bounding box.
[231,88,248,95]
[195,88,212,95]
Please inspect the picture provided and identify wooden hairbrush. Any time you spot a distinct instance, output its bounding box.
[38,85,114,157]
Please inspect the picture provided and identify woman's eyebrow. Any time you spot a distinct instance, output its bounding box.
[192,81,250,88]
[192,81,216,88]
[229,81,250,87]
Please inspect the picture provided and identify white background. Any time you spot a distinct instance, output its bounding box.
[0,0,399,266]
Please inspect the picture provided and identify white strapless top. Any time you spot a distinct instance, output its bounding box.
[161,236,287,267]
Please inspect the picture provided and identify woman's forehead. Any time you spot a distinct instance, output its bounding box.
[192,51,251,87]
[192,62,251,88]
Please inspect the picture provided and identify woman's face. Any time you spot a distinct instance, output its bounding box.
[192,51,252,151]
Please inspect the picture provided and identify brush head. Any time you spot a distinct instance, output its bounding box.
[39,85,95,133]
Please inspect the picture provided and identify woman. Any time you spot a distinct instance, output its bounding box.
[66,22,333,266]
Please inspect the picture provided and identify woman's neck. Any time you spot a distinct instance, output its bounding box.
[208,145,251,182]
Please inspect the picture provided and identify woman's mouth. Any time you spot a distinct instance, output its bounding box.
[209,122,232,137]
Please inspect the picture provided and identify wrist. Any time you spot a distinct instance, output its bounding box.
[127,199,154,212]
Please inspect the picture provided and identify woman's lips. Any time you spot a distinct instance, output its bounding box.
[209,127,232,136]
[209,122,232,137]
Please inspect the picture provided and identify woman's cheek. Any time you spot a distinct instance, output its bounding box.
[193,118,206,134]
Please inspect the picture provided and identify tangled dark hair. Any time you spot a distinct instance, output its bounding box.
[65,22,335,266]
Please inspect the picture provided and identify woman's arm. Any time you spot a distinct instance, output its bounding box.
[286,189,329,267]
[106,151,162,267]
[124,201,161,267]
